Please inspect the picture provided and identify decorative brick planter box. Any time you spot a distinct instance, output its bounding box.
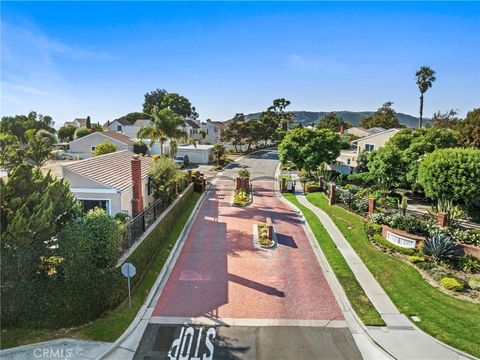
[381,225,425,249]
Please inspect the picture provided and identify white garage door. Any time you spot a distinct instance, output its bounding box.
[178,149,206,164]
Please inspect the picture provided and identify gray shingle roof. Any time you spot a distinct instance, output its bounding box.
[62,150,152,191]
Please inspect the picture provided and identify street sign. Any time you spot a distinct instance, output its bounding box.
[121,262,136,278]
[121,262,136,308]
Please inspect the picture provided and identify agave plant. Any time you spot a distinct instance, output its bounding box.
[423,233,462,263]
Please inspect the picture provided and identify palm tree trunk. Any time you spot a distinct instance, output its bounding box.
[419,93,424,129]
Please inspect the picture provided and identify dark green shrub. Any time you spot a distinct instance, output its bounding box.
[133,141,148,155]
[372,234,415,255]
[423,234,462,263]
[365,222,382,236]
[389,213,427,235]
[305,183,321,193]
[459,255,480,274]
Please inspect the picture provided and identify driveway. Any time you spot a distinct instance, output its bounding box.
[135,150,360,359]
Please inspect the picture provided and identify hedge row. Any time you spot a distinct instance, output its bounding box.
[120,183,195,290]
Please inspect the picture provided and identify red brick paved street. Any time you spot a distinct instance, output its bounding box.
[153,176,343,321]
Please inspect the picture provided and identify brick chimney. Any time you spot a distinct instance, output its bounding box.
[131,155,144,217]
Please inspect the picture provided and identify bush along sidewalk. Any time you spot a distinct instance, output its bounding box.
[1,192,201,349]
[283,193,385,326]
[306,192,480,358]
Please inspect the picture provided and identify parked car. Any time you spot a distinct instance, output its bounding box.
[174,154,189,168]
[54,151,79,160]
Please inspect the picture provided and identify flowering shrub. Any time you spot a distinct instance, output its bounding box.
[426,223,480,246]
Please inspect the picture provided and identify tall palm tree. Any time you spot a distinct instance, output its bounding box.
[137,106,184,156]
[415,66,436,128]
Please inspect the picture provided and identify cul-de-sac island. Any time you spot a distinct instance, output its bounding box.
[1,2,479,360]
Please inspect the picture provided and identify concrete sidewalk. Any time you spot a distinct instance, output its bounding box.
[293,184,477,360]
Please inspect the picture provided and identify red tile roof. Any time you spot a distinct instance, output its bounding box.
[102,131,136,145]
[62,150,152,191]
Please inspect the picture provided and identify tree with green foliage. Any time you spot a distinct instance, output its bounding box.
[74,127,92,139]
[416,66,436,128]
[86,116,91,129]
[431,109,460,129]
[221,113,247,152]
[143,89,198,119]
[148,156,180,200]
[133,140,149,155]
[137,107,185,156]
[359,102,402,129]
[213,143,226,166]
[0,164,79,246]
[317,112,352,132]
[119,112,151,124]
[0,133,23,169]
[356,128,458,189]
[1,111,55,142]
[93,141,117,156]
[58,125,77,142]
[23,130,56,167]
[418,148,480,204]
[454,108,480,148]
[279,128,341,175]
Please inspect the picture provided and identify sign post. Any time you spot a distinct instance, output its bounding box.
[121,262,136,308]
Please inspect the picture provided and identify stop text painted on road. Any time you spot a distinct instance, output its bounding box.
[168,326,216,360]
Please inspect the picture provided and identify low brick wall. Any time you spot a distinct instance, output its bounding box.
[462,244,480,259]
[382,225,425,249]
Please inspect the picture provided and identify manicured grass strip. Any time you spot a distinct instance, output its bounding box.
[1,192,201,349]
[283,193,385,326]
[306,192,480,358]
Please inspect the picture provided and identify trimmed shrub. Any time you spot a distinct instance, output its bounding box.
[389,213,427,235]
[408,255,426,264]
[468,275,480,290]
[133,141,148,155]
[365,222,382,236]
[440,277,464,292]
[305,183,321,193]
[372,234,415,255]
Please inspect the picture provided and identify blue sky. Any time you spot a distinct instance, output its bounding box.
[1,2,479,127]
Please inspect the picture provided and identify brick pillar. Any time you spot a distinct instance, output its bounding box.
[281,178,286,192]
[368,198,376,215]
[328,184,336,206]
[319,176,324,189]
[437,212,449,227]
[243,177,250,191]
[266,217,273,240]
[236,177,242,190]
[187,170,192,183]
[131,155,144,217]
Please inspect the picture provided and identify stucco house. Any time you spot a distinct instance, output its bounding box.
[64,118,88,128]
[104,119,153,139]
[199,119,228,144]
[330,128,401,174]
[345,127,385,138]
[61,150,154,217]
[68,131,135,158]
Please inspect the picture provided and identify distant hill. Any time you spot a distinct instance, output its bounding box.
[238,111,426,128]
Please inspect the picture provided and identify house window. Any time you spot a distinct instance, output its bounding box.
[213,127,218,133]
[147,177,153,196]
[347,158,351,165]
[117,125,122,132]
[365,144,375,152]
[79,199,110,214]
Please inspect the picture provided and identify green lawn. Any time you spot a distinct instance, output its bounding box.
[283,193,384,326]
[1,192,201,349]
[306,192,480,358]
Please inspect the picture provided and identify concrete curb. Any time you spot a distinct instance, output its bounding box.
[97,184,212,359]
[277,167,478,360]
[96,148,270,358]
[273,165,394,360]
